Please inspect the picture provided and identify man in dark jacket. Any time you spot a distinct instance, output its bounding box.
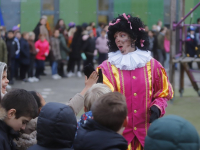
[144,115,200,150]
[28,102,77,150]
[19,32,30,80]
[6,30,18,85]
[156,27,166,66]
[74,92,128,150]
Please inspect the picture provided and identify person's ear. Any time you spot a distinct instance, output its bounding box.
[84,106,88,112]
[7,109,16,119]
[123,116,128,127]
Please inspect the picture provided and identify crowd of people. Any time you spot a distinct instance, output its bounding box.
[1,15,200,88]
[0,13,200,150]
[0,15,110,87]
[147,18,200,70]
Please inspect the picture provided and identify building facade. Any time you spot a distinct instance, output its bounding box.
[0,0,200,33]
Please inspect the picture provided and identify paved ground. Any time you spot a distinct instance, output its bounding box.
[11,66,85,104]
[11,63,200,102]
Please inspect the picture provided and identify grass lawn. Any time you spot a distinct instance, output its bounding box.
[166,87,200,134]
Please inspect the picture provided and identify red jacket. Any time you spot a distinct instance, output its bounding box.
[35,39,49,60]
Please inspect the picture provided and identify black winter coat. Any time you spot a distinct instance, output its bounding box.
[82,37,95,55]
[20,38,30,65]
[28,102,77,150]
[0,120,19,150]
[70,36,83,59]
[33,22,41,42]
[6,38,17,61]
[74,119,128,150]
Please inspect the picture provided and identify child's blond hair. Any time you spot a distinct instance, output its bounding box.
[84,83,111,111]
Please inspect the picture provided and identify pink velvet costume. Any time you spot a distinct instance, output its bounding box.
[97,57,173,147]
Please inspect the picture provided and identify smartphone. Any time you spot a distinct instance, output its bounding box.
[83,64,95,78]
[97,68,103,83]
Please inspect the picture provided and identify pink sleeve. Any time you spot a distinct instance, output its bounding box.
[164,38,170,53]
[151,61,173,117]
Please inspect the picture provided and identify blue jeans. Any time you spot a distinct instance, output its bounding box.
[164,53,170,69]
[52,61,58,75]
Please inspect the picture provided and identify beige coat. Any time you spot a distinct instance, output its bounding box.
[67,93,84,115]
[40,25,49,43]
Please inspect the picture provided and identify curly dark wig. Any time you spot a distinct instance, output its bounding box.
[107,14,149,52]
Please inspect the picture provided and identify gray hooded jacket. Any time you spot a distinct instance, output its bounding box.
[0,62,7,99]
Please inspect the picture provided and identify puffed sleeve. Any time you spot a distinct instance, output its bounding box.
[151,62,174,117]
[97,61,115,92]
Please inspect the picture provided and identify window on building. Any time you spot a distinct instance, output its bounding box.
[99,0,109,11]
[42,0,54,11]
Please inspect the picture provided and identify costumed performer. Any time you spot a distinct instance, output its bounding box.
[97,13,173,150]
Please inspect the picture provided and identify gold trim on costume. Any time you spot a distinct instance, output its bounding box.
[146,61,152,100]
[120,70,125,95]
[143,66,148,135]
[102,74,115,92]
[111,65,121,92]
[153,68,162,98]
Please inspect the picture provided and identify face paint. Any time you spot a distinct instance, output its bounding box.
[114,32,135,55]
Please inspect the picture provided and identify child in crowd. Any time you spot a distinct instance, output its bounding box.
[16,71,98,150]
[20,32,30,81]
[28,102,77,150]
[77,83,111,129]
[186,26,198,69]
[74,92,128,150]
[6,30,18,85]
[95,30,109,64]
[0,89,38,150]
[0,62,9,99]
[50,29,62,79]
[34,34,49,80]
[145,115,200,150]
[28,32,37,82]
[15,91,46,150]
[66,71,99,116]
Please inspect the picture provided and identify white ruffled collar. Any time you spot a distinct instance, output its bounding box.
[108,49,152,70]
